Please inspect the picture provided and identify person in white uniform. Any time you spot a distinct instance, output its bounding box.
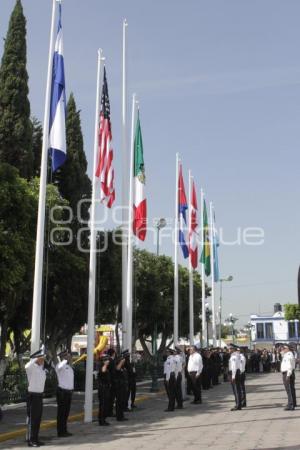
[228,344,242,411]
[25,348,47,447]
[164,349,176,411]
[280,343,296,410]
[174,347,184,409]
[238,347,247,407]
[187,346,203,404]
[55,349,74,437]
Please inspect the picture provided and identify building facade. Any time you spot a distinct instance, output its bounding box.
[250,304,300,347]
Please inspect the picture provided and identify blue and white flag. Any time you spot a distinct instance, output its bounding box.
[178,164,189,259]
[212,211,220,282]
[49,3,66,172]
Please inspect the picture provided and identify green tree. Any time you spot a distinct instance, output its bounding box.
[54,93,91,233]
[0,0,32,179]
[284,304,300,321]
[0,164,36,375]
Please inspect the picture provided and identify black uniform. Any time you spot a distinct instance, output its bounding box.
[98,360,111,425]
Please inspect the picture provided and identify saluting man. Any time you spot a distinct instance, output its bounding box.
[25,347,47,448]
[281,344,296,410]
[55,350,74,437]
[228,344,242,411]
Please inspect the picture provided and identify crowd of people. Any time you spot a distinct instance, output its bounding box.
[24,342,299,447]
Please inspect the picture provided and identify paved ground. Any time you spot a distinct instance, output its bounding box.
[1,372,300,450]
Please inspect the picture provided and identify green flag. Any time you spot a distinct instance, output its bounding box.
[200,199,211,276]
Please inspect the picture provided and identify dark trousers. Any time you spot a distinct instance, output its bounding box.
[175,373,183,407]
[107,385,116,416]
[166,375,176,410]
[283,372,296,408]
[127,376,136,407]
[98,383,110,424]
[116,384,126,420]
[26,392,43,444]
[188,371,202,402]
[240,372,246,405]
[230,370,242,408]
[56,387,72,435]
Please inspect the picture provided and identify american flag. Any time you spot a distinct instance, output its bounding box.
[95,67,115,208]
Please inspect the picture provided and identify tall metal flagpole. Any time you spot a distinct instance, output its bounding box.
[84,49,104,423]
[126,94,137,353]
[200,189,206,346]
[31,0,57,354]
[188,171,194,345]
[209,201,216,346]
[173,153,179,345]
[121,19,128,350]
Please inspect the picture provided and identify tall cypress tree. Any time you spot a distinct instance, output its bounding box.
[0,0,32,179]
[54,93,91,235]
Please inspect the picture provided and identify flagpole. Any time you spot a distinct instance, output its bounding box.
[31,0,57,354]
[200,189,206,347]
[188,171,194,345]
[84,49,104,423]
[121,18,128,350]
[126,93,137,353]
[174,153,179,345]
[209,201,216,346]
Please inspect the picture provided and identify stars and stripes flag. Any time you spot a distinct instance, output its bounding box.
[95,67,115,208]
[49,3,66,172]
[189,180,198,269]
[178,164,189,258]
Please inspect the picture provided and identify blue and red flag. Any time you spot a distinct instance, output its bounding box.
[178,164,189,258]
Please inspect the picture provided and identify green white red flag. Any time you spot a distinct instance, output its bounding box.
[133,112,147,241]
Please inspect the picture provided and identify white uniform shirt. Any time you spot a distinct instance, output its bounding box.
[187,352,203,376]
[174,354,183,377]
[55,360,74,390]
[240,353,246,373]
[281,351,295,376]
[25,359,46,393]
[229,352,241,379]
[164,355,176,381]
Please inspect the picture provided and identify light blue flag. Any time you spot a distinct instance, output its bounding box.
[213,211,220,282]
[49,3,66,172]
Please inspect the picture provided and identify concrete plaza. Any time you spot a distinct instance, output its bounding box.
[1,372,300,450]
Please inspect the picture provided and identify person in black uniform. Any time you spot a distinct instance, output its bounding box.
[125,352,137,409]
[25,347,47,448]
[98,354,111,426]
[115,353,128,421]
[106,348,116,417]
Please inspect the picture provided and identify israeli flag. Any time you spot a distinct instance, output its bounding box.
[49,3,66,172]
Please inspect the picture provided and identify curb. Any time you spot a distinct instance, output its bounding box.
[0,391,164,444]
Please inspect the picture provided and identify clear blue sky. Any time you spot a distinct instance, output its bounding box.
[1,0,300,326]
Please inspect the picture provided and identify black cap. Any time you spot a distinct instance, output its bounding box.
[100,353,110,362]
[57,349,70,358]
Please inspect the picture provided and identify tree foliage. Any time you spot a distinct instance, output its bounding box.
[284,304,300,321]
[0,0,32,178]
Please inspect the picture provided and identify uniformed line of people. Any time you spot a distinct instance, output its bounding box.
[98,348,137,426]
[163,344,247,413]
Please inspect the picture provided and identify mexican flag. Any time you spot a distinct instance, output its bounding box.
[200,199,211,276]
[133,113,147,241]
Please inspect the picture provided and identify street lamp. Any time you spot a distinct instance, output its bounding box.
[225,313,238,343]
[205,302,210,346]
[245,321,254,350]
[151,218,166,392]
[219,276,233,347]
